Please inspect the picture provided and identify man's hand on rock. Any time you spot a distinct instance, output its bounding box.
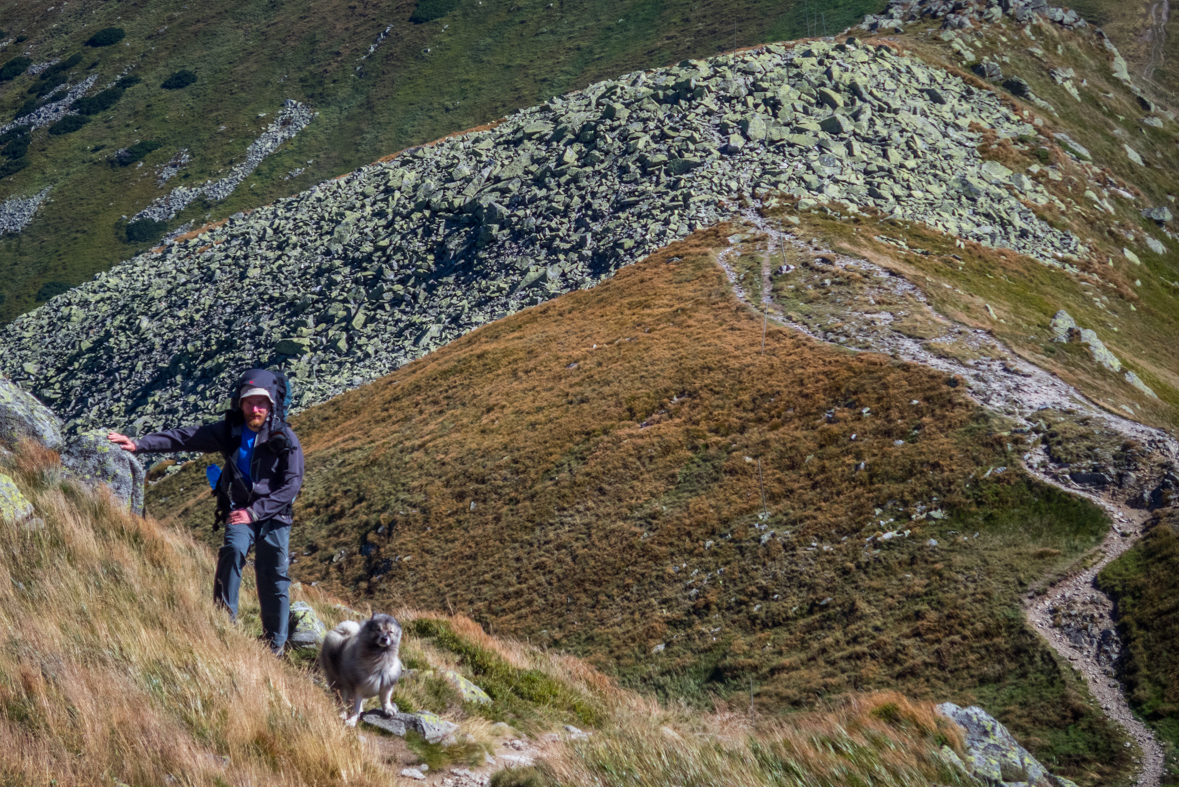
[227,509,252,525]
[107,432,136,452]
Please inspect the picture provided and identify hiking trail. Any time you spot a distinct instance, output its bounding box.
[716,209,1173,787]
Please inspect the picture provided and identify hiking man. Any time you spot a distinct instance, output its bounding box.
[107,368,304,655]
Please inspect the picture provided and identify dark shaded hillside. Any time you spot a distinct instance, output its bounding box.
[0,0,885,319]
[150,229,1133,784]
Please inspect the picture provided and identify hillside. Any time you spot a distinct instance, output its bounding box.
[149,233,1142,784]
[2,2,1177,785]
[0,409,1086,787]
[3,11,1177,439]
[0,0,885,320]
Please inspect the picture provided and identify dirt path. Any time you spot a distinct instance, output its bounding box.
[1020,474,1166,787]
[1142,0,1169,84]
[716,214,1173,787]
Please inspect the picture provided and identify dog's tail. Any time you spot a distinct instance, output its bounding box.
[317,619,362,680]
[327,620,361,640]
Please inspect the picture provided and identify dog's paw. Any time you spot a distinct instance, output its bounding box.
[344,714,360,728]
[381,702,399,716]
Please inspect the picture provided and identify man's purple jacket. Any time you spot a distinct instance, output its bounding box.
[133,371,304,525]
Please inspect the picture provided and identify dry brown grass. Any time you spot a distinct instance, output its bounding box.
[539,691,970,787]
[0,443,390,786]
[0,442,991,787]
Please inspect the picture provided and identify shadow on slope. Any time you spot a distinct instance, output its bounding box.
[152,226,1132,784]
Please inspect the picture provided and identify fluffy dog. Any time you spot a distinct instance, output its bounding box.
[317,613,404,726]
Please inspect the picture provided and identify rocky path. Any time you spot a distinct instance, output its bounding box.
[717,212,1173,787]
[1143,0,1169,84]
[1020,476,1165,787]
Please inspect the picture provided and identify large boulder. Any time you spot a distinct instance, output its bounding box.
[0,375,63,451]
[937,703,1079,787]
[59,430,145,517]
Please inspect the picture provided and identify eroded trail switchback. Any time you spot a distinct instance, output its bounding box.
[717,214,1174,787]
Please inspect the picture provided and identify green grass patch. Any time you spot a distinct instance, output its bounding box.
[410,618,604,730]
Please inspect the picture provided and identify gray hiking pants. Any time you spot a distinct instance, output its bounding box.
[213,518,290,653]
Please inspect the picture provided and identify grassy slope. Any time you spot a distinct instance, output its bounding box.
[0,0,884,320]
[150,227,1132,784]
[0,440,978,787]
[1097,508,1179,785]
[1065,0,1179,104]
[769,23,1179,434]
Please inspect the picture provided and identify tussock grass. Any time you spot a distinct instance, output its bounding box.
[0,442,389,786]
[514,692,970,787]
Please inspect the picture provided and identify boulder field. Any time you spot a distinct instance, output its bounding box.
[2,36,1082,435]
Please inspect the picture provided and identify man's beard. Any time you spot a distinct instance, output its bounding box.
[246,413,267,430]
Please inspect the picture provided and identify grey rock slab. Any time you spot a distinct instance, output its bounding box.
[361,710,459,744]
[60,430,145,516]
[0,375,64,451]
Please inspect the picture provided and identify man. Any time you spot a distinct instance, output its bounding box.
[108,368,304,654]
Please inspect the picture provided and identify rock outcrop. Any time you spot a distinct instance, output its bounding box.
[0,375,143,515]
[938,703,1080,787]
[1,38,1082,435]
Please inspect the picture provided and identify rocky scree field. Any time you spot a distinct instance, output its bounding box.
[0,32,1125,437]
[153,234,1137,785]
[0,0,885,319]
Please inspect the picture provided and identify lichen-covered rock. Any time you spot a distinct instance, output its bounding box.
[937,702,1079,787]
[1125,370,1158,399]
[287,600,327,650]
[59,430,145,516]
[1143,206,1173,224]
[1050,310,1124,373]
[441,670,492,704]
[0,473,33,523]
[0,375,63,450]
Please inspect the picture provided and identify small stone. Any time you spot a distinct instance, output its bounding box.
[0,473,34,523]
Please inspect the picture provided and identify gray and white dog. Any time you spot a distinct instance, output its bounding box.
[317,613,404,726]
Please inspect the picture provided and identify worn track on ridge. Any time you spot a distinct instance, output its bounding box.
[716,209,1172,787]
[1143,0,1169,85]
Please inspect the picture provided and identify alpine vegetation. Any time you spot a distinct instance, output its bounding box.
[2,39,1082,434]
